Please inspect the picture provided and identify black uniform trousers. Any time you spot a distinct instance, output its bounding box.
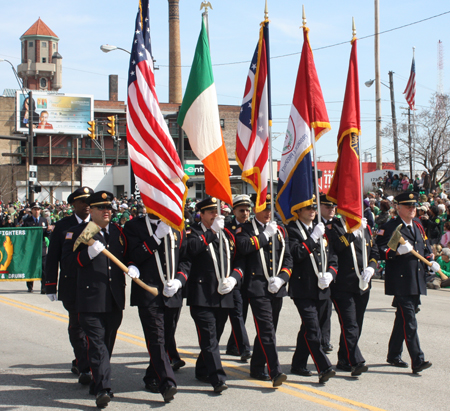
[226,288,251,355]
[319,298,332,347]
[249,296,283,379]
[27,255,46,292]
[292,298,332,374]
[79,307,123,395]
[164,306,182,363]
[62,300,89,373]
[139,306,177,392]
[388,295,424,367]
[190,306,228,386]
[332,291,370,366]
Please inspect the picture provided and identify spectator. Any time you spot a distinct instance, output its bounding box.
[401,175,409,191]
[441,222,450,247]
[391,174,400,191]
[429,247,450,289]
[375,200,390,228]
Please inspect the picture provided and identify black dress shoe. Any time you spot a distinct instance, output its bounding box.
[412,361,432,374]
[171,359,186,371]
[145,379,159,393]
[322,343,333,353]
[78,372,92,385]
[95,390,111,408]
[71,360,80,376]
[319,367,336,384]
[351,362,368,376]
[250,371,270,381]
[163,385,177,402]
[290,366,312,377]
[225,347,240,356]
[213,382,228,393]
[240,350,252,362]
[90,386,114,398]
[336,360,352,372]
[272,373,287,387]
[387,358,408,368]
[195,374,210,383]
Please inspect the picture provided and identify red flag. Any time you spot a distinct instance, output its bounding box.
[327,38,362,232]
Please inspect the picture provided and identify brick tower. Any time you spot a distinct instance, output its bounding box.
[168,0,182,103]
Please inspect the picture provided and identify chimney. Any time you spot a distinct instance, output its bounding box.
[109,74,118,102]
[168,0,182,103]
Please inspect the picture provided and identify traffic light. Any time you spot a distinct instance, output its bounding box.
[87,120,96,139]
[107,116,116,137]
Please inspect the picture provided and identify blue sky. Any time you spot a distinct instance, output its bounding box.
[1,1,449,164]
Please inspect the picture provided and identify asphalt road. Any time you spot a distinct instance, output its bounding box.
[0,279,448,411]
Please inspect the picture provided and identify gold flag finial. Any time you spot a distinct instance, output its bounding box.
[264,0,269,20]
[352,17,356,38]
[200,1,212,12]
[302,5,307,28]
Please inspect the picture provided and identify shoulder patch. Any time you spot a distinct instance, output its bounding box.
[236,227,242,234]
[327,224,332,230]
[186,229,191,234]
[377,229,384,236]
[65,232,73,239]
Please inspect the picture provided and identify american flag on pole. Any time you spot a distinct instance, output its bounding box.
[126,0,188,231]
[236,19,270,213]
[403,55,416,110]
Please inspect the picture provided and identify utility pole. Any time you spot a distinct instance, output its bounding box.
[374,0,382,170]
[28,91,35,202]
[408,109,413,179]
[388,71,399,170]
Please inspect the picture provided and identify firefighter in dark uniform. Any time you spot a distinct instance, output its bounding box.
[186,197,243,393]
[235,194,292,387]
[123,213,190,403]
[225,194,252,362]
[327,209,380,376]
[45,186,94,383]
[286,197,338,383]
[23,202,50,293]
[61,191,138,408]
[376,191,437,373]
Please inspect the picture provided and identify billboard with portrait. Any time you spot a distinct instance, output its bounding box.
[15,91,93,135]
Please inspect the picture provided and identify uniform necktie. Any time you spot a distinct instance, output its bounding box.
[308,227,313,235]
[102,228,109,243]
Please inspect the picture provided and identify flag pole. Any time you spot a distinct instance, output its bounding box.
[303,6,325,277]
[265,0,276,277]
[411,47,417,177]
[202,4,226,281]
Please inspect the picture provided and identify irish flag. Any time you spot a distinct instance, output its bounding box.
[178,18,232,205]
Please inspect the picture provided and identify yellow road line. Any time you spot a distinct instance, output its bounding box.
[0,296,387,411]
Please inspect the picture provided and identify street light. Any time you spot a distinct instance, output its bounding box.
[100,44,131,55]
[0,58,26,95]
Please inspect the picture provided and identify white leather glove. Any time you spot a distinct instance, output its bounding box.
[268,276,286,294]
[361,266,375,282]
[211,215,225,233]
[310,222,325,242]
[47,294,57,302]
[360,217,367,229]
[127,265,140,279]
[318,272,333,289]
[218,276,237,295]
[155,221,171,239]
[264,221,278,239]
[397,241,413,255]
[430,261,441,273]
[88,240,105,259]
[163,279,182,297]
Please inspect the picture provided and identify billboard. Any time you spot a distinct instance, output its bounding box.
[16,91,93,135]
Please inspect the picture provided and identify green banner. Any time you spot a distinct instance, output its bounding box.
[0,227,42,281]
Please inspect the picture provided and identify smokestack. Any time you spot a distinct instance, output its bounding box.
[168,0,182,104]
[109,74,118,102]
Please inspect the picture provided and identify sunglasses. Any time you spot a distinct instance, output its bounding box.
[94,205,113,211]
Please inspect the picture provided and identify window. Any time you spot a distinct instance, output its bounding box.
[42,41,47,47]
[42,58,46,63]
[53,44,56,50]
[220,119,225,128]
[40,78,47,88]
[28,41,33,47]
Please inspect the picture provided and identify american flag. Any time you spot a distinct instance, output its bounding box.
[126,0,188,231]
[235,20,271,213]
[403,56,416,110]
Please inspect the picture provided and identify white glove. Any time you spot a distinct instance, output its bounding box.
[268,276,286,294]
[155,221,171,239]
[361,266,375,282]
[88,240,105,259]
[360,218,367,229]
[264,221,278,239]
[218,276,237,295]
[430,261,441,273]
[310,222,325,242]
[397,241,413,255]
[211,215,225,233]
[47,294,57,302]
[163,279,182,298]
[318,272,333,289]
[127,265,140,279]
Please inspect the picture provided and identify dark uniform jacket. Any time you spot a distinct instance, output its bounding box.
[45,214,83,302]
[376,217,431,296]
[328,217,380,295]
[287,220,338,300]
[23,215,49,256]
[235,219,293,298]
[186,222,242,308]
[61,222,127,312]
[123,216,190,308]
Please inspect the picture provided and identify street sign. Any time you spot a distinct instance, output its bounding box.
[29,165,37,183]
